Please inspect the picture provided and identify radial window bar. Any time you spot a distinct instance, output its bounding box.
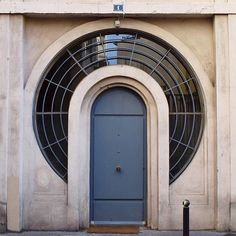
[34,30,204,184]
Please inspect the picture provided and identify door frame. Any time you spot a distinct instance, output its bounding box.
[90,87,147,225]
[68,65,169,229]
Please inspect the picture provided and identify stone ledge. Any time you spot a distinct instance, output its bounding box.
[0,2,236,15]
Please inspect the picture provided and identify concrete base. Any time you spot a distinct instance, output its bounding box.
[230,203,236,231]
[0,204,6,233]
[0,230,235,236]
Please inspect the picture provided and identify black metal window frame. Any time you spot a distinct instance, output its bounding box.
[34,29,205,184]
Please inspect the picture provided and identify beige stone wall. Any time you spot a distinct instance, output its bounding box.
[24,17,96,83]
[228,14,236,231]
[22,17,216,230]
[144,18,215,83]
[25,17,215,84]
[23,0,215,3]
[0,0,236,229]
[0,15,9,233]
[0,15,24,232]
[1,1,235,15]
[0,1,235,231]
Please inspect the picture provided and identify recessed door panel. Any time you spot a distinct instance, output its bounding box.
[93,116,144,199]
[93,200,144,222]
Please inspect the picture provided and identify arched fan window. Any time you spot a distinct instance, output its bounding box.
[34,29,204,184]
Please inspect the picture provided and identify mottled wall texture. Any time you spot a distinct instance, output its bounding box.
[0,0,236,233]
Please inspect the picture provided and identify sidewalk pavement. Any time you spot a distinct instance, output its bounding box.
[1,230,236,236]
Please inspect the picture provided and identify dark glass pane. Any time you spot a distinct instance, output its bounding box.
[169,139,178,158]
[50,142,67,168]
[43,82,57,112]
[151,72,168,89]
[53,87,66,112]
[52,115,66,141]
[169,115,177,138]
[182,115,194,145]
[134,40,164,64]
[190,114,203,147]
[166,92,178,113]
[172,114,192,143]
[67,71,87,91]
[167,52,190,82]
[130,60,153,74]
[85,58,107,74]
[138,36,167,54]
[36,114,48,148]
[69,39,91,54]
[131,51,157,69]
[36,80,49,112]
[59,139,68,156]
[170,143,186,169]
[47,52,74,84]
[43,147,67,178]
[158,64,177,88]
[59,63,81,88]
[189,79,202,112]
[70,38,99,59]
[170,148,193,180]
[43,114,56,144]
[173,88,186,112]
[62,91,72,112]
[61,114,68,136]
[178,83,197,112]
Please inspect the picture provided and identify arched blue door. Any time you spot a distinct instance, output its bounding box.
[90,87,147,225]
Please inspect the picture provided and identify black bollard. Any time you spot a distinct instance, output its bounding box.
[183,199,190,236]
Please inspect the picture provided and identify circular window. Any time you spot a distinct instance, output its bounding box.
[34,29,204,183]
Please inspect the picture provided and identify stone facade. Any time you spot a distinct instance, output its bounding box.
[0,0,236,233]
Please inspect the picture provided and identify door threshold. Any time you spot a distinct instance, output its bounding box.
[90,221,145,225]
[87,225,140,234]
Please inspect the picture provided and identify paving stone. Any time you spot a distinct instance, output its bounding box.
[1,230,236,236]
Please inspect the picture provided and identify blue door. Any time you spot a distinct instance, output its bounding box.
[90,87,147,225]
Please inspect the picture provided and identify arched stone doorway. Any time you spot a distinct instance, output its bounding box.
[68,66,169,228]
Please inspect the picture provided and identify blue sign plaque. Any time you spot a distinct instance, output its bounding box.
[113,4,124,12]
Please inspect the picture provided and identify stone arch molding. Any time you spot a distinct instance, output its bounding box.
[24,18,214,230]
[68,65,169,229]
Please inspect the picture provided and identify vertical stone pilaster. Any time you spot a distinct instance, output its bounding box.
[214,15,231,231]
[7,15,24,232]
[0,15,9,233]
[229,14,236,231]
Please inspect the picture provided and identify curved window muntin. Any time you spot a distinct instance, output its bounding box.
[34,28,205,183]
